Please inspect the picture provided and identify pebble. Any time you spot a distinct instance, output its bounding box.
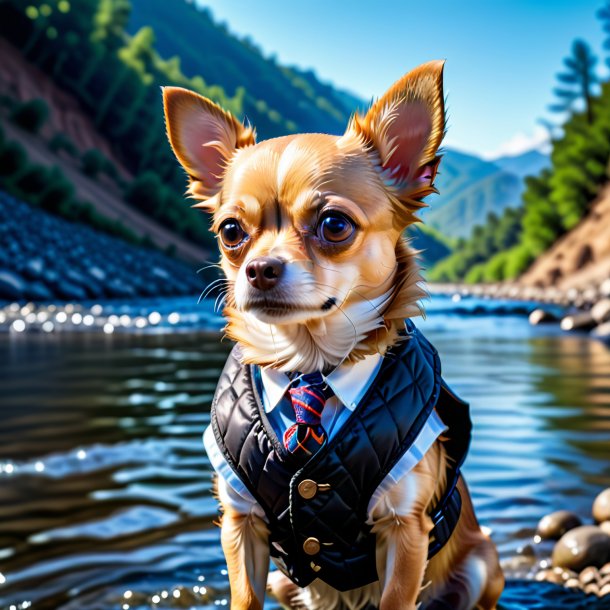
[560,312,597,331]
[552,526,610,572]
[0,192,203,303]
[593,489,610,523]
[591,299,610,324]
[529,308,557,325]
[584,582,599,596]
[579,566,599,585]
[600,522,610,536]
[537,510,582,540]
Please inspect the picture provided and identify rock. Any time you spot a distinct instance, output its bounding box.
[601,582,610,597]
[88,266,106,281]
[537,510,583,540]
[594,489,610,523]
[584,582,600,596]
[552,526,610,571]
[0,269,27,300]
[536,568,564,584]
[26,281,53,301]
[561,312,597,331]
[592,299,610,324]
[565,577,581,589]
[529,308,558,325]
[54,280,88,301]
[580,566,600,585]
[23,257,44,280]
[592,323,610,343]
[517,543,536,557]
[601,562,610,576]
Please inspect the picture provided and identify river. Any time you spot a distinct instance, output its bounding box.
[0,296,609,609]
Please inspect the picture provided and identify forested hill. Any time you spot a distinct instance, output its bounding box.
[127,0,363,138]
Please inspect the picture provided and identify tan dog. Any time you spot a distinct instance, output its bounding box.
[163,61,504,610]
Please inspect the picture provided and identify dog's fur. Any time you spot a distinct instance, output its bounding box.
[163,61,504,610]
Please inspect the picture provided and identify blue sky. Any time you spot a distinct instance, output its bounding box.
[197,0,606,159]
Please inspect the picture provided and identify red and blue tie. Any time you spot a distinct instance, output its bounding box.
[283,372,333,458]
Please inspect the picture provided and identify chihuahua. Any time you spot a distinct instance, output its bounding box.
[163,61,504,610]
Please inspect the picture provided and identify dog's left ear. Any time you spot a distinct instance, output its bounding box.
[347,60,445,204]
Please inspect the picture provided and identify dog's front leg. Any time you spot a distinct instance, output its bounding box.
[221,504,270,610]
[378,510,432,610]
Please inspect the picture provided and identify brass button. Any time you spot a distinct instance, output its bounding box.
[298,479,318,499]
[303,537,321,555]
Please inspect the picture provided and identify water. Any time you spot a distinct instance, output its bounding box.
[1,296,609,609]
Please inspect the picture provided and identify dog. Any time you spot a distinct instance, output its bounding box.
[163,60,504,610]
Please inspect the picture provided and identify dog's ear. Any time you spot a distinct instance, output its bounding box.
[347,60,445,203]
[163,87,255,211]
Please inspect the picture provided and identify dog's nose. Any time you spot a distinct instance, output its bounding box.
[245,257,284,291]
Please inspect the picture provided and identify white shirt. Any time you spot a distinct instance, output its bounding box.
[203,354,447,519]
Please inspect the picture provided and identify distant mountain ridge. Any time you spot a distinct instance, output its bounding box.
[422,149,549,239]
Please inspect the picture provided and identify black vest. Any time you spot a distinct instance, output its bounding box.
[210,322,471,591]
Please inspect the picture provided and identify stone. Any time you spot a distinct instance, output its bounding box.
[537,510,582,540]
[54,281,88,301]
[592,299,610,324]
[560,312,597,331]
[0,269,27,300]
[552,526,610,571]
[565,577,581,589]
[591,323,610,343]
[593,489,610,523]
[600,522,610,536]
[601,562,610,576]
[601,582,610,597]
[26,281,53,301]
[23,257,44,280]
[536,568,563,584]
[584,582,599,596]
[529,308,558,325]
[579,566,599,585]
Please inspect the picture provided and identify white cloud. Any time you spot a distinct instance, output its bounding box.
[482,125,551,160]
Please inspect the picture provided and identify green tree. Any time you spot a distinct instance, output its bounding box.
[550,39,598,124]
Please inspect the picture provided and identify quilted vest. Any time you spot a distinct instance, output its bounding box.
[210,321,471,591]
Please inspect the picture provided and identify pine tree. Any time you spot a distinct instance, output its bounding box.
[550,39,598,124]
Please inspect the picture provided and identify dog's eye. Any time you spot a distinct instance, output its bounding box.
[318,213,355,243]
[219,219,248,248]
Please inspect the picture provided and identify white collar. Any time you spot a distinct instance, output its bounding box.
[260,353,383,413]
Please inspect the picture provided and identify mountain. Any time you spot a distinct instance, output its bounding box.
[493,150,550,179]
[422,150,522,239]
[127,0,363,138]
[422,149,548,239]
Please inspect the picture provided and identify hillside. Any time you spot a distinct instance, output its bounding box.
[127,0,362,137]
[519,182,610,290]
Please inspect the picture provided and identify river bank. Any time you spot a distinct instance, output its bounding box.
[0,192,205,304]
[428,281,610,342]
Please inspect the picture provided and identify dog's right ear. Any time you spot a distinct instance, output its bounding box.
[163,87,256,211]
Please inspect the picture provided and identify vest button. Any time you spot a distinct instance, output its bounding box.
[298,479,318,499]
[303,537,321,555]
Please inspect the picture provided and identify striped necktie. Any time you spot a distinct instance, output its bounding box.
[283,372,333,459]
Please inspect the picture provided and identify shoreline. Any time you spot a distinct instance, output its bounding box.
[428,281,610,342]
